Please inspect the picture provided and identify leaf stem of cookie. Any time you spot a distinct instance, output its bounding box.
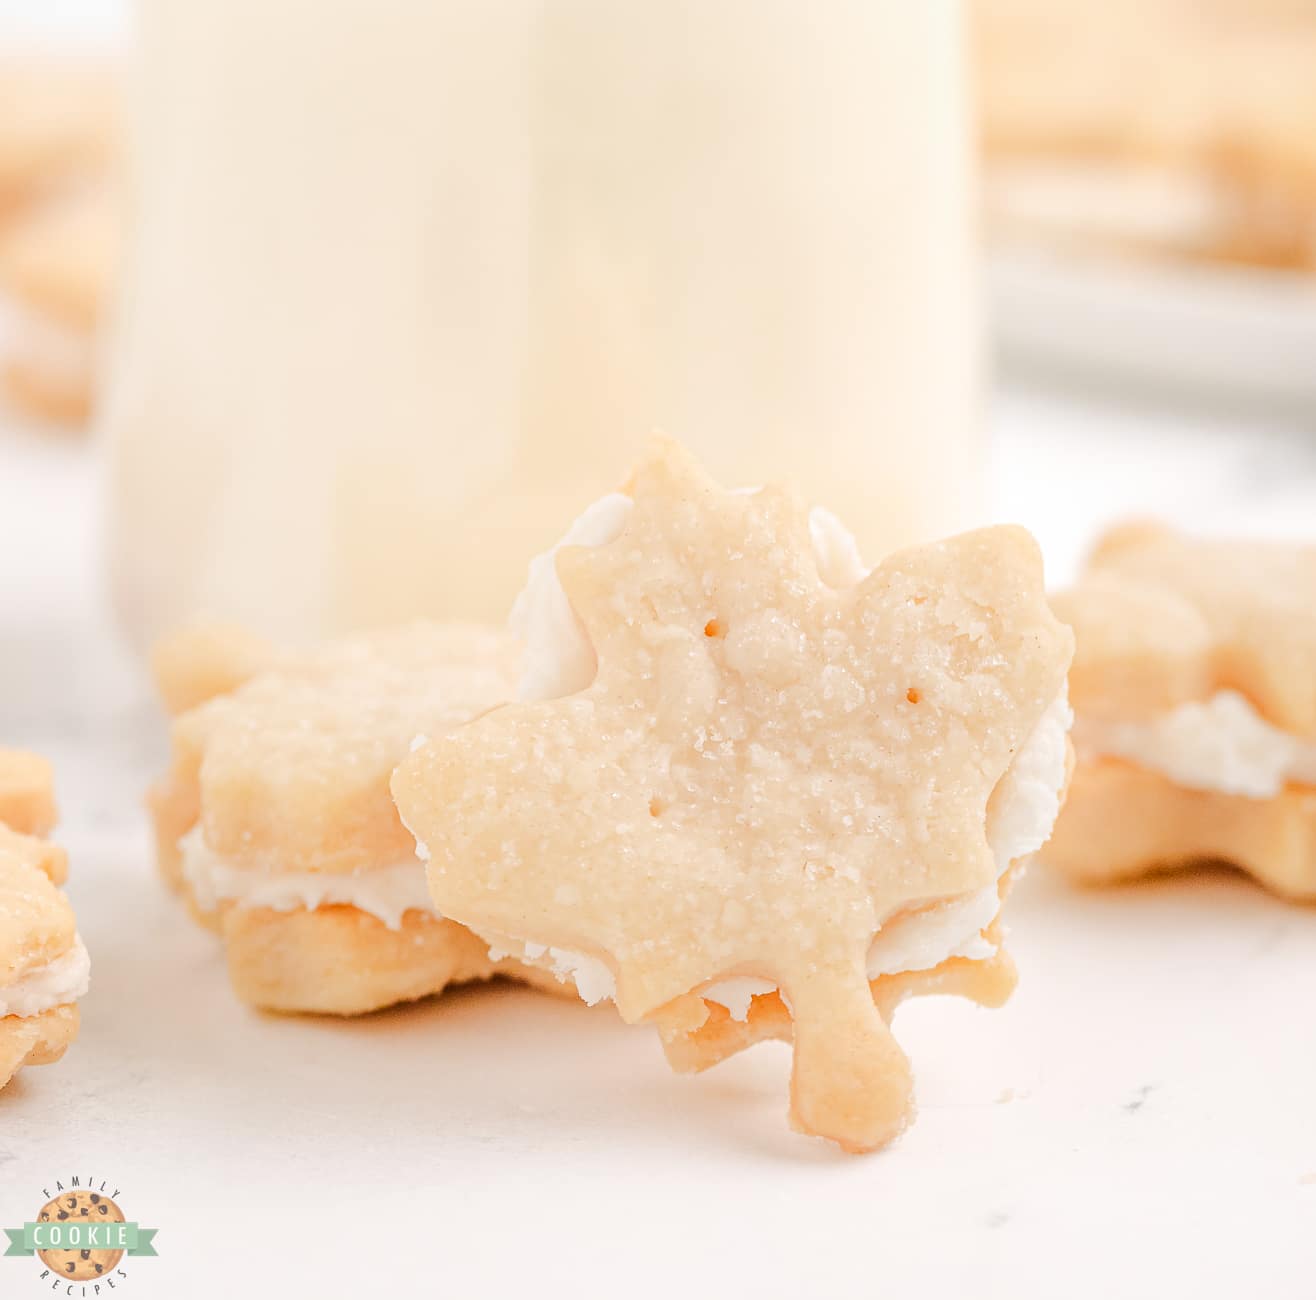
[785,967,915,1153]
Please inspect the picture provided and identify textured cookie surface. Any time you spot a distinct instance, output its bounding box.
[0,750,70,986]
[221,906,498,1016]
[0,823,67,886]
[393,439,1073,1152]
[150,620,548,1015]
[180,622,520,874]
[0,852,76,986]
[0,751,80,1090]
[1054,524,1316,734]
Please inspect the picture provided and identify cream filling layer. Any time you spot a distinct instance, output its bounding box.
[484,939,617,1007]
[178,827,436,931]
[491,493,1072,1019]
[1075,690,1316,800]
[1,935,90,1019]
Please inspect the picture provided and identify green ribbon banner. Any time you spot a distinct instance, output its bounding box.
[4,1222,158,1256]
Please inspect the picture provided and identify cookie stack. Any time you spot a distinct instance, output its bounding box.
[0,749,89,1089]
[143,441,1078,1153]
[139,442,1316,1155]
[149,622,567,1015]
[1047,525,1316,900]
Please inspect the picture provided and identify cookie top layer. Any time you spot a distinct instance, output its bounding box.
[0,749,57,839]
[0,845,76,987]
[393,439,1072,1024]
[151,620,279,717]
[1055,523,1316,735]
[174,622,520,874]
[0,824,67,887]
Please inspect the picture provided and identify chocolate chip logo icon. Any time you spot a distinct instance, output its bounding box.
[4,1180,158,1286]
[35,1191,126,1281]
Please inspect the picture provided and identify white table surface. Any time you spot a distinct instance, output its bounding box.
[1,386,1315,1299]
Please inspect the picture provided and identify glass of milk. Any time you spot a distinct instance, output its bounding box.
[104,0,982,646]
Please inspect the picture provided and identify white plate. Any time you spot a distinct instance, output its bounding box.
[989,244,1316,409]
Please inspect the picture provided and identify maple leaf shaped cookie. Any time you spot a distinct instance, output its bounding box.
[392,440,1073,1152]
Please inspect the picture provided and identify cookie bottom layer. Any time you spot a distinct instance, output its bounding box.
[151,812,575,1013]
[219,904,569,1016]
[657,913,1018,1154]
[0,1002,79,1090]
[1044,758,1316,901]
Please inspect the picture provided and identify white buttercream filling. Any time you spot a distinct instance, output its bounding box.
[509,492,635,703]
[859,688,1072,983]
[493,492,1072,1019]
[1,935,90,1019]
[178,827,436,931]
[1075,690,1316,799]
[485,938,618,1006]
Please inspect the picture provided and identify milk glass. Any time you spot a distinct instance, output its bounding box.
[104,0,981,646]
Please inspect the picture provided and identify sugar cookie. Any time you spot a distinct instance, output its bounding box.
[149,621,564,1014]
[0,748,57,837]
[1046,523,1316,899]
[393,439,1074,1152]
[0,753,87,1091]
[150,620,279,718]
[0,181,119,426]
[977,0,1316,270]
[0,60,118,221]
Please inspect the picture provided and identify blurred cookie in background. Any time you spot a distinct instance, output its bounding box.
[975,0,1316,271]
[0,181,119,427]
[0,58,121,429]
[0,58,118,229]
